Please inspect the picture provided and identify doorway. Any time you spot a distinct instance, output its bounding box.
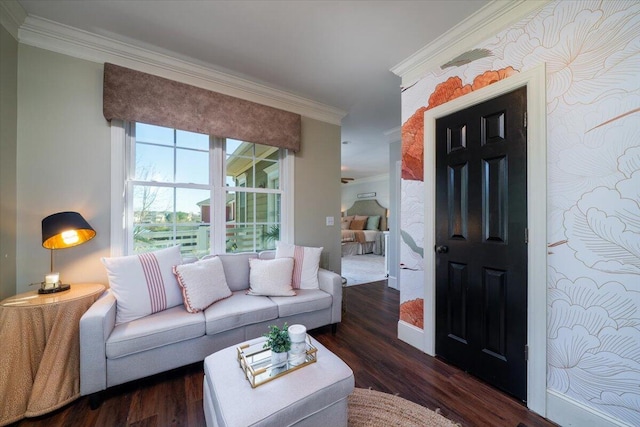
[434,87,527,401]
[420,64,547,414]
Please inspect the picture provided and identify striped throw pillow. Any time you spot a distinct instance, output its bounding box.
[102,246,184,324]
[275,242,323,289]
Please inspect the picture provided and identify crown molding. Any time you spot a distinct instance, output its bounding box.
[17,15,346,125]
[0,0,26,40]
[391,0,550,85]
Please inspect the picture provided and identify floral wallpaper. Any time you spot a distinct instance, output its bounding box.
[399,0,639,424]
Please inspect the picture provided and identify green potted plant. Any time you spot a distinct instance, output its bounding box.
[264,323,291,368]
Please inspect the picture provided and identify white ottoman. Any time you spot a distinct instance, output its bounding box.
[203,336,354,427]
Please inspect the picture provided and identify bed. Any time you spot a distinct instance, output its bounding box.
[341,199,387,256]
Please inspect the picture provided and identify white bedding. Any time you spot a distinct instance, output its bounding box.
[341,230,382,256]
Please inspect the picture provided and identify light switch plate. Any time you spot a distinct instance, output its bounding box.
[326,216,334,226]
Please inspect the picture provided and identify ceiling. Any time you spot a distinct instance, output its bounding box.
[17,0,489,180]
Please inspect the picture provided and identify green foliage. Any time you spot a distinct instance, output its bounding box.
[263,323,291,353]
[264,224,280,242]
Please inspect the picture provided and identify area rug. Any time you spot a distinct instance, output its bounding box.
[348,388,459,427]
[342,254,386,286]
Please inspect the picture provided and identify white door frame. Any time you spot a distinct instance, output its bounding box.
[422,64,547,415]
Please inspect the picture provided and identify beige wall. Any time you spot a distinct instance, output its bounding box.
[0,24,18,299]
[16,45,112,292]
[295,117,342,274]
[13,46,343,292]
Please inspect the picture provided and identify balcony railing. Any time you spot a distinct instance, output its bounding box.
[133,223,277,255]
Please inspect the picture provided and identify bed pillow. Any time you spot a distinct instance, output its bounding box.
[247,258,296,296]
[366,215,381,230]
[173,256,232,313]
[341,220,351,230]
[275,242,323,289]
[343,215,355,222]
[349,219,366,230]
[101,246,184,325]
[354,215,368,222]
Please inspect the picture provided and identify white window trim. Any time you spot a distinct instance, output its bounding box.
[110,121,295,256]
[281,150,294,244]
[264,162,279,223]
[110,120,126,257]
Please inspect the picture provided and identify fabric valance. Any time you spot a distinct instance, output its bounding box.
[103,63,301,152]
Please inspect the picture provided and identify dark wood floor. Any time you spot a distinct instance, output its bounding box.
[14,281,556,427]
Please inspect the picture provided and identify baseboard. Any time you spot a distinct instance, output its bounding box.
[387,275,398,289]
[547,390,629,427]
[398,320,424,351]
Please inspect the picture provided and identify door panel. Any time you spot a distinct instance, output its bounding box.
[482,267,507,360]
[482,156,507,242]
[447,262,468,344]
[435,86,528,402]
[448,163,468,240]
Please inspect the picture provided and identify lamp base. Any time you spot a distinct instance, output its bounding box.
[38,283,71,294]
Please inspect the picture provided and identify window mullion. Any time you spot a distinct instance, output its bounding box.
[285,149,294,243]
[212,137,225,254]
[125,122,136,255]
[172,130,178,244]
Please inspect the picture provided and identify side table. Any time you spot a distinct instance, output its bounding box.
[0,283,105,426]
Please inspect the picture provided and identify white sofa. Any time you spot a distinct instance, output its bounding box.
[79,251,342,403]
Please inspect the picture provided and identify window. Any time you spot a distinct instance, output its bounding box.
[113,122,292,256]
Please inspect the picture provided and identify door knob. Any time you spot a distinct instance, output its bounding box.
[435,245,449,254]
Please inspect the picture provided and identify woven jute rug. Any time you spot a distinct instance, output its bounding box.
[348,388,460,427]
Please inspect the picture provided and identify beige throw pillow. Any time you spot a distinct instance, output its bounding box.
[173,256,232,313]
[247,258,296,296]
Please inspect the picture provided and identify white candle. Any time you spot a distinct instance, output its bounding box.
[288,324,307,343]
[45,272,59,285]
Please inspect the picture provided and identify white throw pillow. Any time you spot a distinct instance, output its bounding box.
[101,246,183,324]
[275,242,322,289]
[173,256,232,313]
[247,258,296,296]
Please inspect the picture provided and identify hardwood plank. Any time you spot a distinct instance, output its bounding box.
[13,280,556,427]
[313,281,555,427]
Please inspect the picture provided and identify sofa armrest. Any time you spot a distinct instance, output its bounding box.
[318,268,342,324]
[80,289,116,396]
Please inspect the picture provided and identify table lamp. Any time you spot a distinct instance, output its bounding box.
[41,211,96,294]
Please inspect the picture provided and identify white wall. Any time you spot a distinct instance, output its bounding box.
[399,1,640,425]
[341,174,389,214]
[387,141,401,288]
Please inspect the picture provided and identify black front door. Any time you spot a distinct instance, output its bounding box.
[435,86,528,401]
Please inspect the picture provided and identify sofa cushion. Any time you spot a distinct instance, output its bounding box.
[268,289,332,317]
[275,242,323,289]
[247,258,296,296]
[106,305,205,359]
[101,245,184,325]
[204,252,257,292]
[204,291,278,335]
[258,250,276,260]
[173,256,232,313]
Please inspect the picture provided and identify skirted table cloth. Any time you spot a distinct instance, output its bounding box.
[0,283,105,426]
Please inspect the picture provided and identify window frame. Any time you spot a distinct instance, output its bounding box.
[109,120,294,256]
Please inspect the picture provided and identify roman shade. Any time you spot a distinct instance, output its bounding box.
[103,63,301,152]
